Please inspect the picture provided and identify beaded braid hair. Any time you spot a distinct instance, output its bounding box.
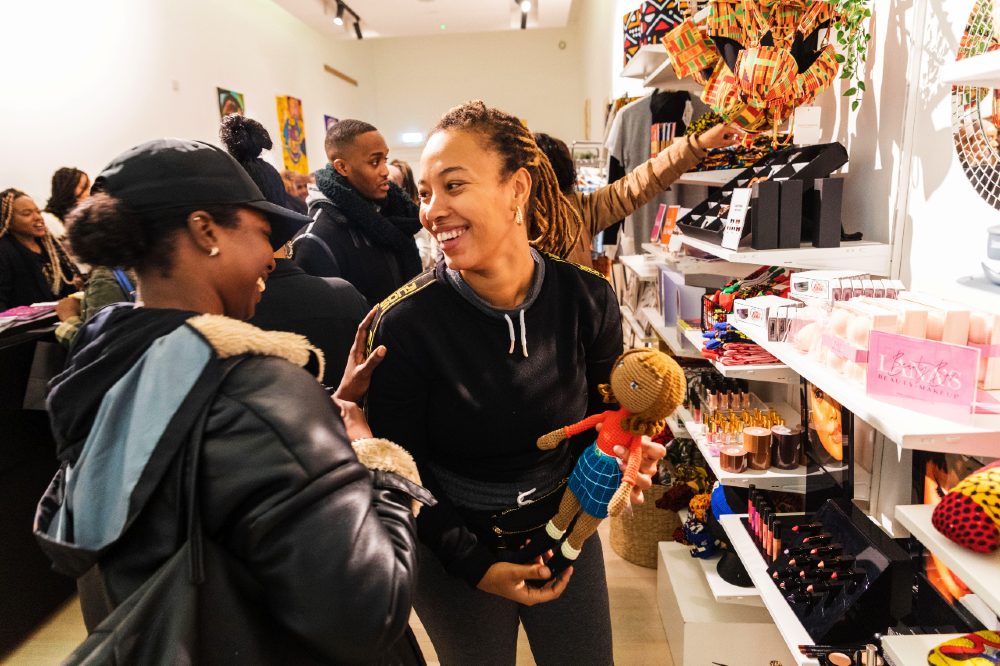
[1,188,78,293]
[430,100,583,258]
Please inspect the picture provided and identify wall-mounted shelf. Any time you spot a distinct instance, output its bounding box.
[895,504,1000,617]
[720,514,819,666]
[642,242,762,280]
[681,324,798,383]
[640,306,703,359]
[731,320,1000,457]
[881,633,966,666]
[618,253,658,281]
[674,168,743,187]
[941,49,1000,88]
[621,44,669,79]
[621,305,655,345]
[677,404,825,493]
[677,236,892,275]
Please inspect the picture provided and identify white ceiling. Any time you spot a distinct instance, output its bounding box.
[271,0,575,39]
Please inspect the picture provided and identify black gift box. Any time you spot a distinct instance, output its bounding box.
[750,181,780,250]
[779,179,804,249]
[677,142,848,245]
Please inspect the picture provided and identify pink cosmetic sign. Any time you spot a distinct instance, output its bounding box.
[866,331,981,423]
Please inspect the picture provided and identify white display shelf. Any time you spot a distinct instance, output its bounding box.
[697,554,764,607]
[677,404,824,493]
[941,49,1000,88]
[621,44,668,79]
[640,306,703,359]
[618,253,658,281]
[642,56,703,91]
[642,242,761,281]
[720,514,819,666]
[677,235,892,275]
[621,305,655,344]
[895,504,1000,616]
[675,168,742,187]
[681,324,798,383]
[881,633,965,666]
[731,320,1000,457]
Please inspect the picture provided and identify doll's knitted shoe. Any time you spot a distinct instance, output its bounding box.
[511,522,562,564]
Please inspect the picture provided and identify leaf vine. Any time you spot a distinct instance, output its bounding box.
[833,0,873,112]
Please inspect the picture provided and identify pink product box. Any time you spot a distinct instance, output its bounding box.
[819,301,900,383]
[969,310,1000,390]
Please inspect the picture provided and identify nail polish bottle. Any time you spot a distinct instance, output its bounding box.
[691,394,702,424]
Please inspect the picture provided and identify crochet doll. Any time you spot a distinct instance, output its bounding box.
[519,348,686,577]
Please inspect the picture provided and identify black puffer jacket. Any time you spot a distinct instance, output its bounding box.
[36,307,429,664]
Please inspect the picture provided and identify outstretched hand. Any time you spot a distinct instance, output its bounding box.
[696,122,744,150]
[612,437,666,504]
[536,429,566,450]
[334,307,386,404]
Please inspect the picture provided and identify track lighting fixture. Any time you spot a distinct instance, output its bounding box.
[520,0,532,11]
[353,19,363,39]
[329,0,362,39]
[333,1,345,26]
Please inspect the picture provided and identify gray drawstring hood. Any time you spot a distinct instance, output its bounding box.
[439,248,546,359]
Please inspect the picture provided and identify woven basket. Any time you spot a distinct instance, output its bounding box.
[609,485,682,568]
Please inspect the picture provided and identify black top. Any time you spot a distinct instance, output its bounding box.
[0,236,76,311]
[249,259,368,386]
[366,253,623,586]
[291,202,417,307]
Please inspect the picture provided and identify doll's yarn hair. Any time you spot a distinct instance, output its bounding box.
[599,348,687,438]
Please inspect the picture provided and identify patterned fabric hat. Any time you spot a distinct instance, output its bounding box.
[794,43,839,105]
[736,45,799,108]
[702,60,742,112]
[664,18,720,79]
[641,0,686,45]
[707,0,745,41]
[797,0,836,39]
[932,460,1000,553]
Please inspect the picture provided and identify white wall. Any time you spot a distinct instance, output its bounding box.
[364,26,584,173]
[0,0,375,203]
[891,0,1000,311]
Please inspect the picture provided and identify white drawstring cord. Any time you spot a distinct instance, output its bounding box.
[503,312,529,357]
[519,310,528,358]
[504,314,516,355]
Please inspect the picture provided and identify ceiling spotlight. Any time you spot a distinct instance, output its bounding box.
[333,1,344,25]
[520,0,531,11]
[354,20,363,39]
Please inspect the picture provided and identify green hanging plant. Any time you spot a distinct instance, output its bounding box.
[833,0,873,112]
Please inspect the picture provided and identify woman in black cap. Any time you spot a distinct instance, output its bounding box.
[34,138,431,664]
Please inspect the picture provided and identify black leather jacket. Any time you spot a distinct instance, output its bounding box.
[37,308,428,664]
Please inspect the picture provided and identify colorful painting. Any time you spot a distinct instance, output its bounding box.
[276,95,309,175]
[217,87,245,118]
[324,115,339,131]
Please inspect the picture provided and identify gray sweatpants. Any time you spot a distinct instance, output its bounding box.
[413,535,614,665]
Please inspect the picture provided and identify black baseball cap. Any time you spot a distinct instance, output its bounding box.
[91,138,311,249]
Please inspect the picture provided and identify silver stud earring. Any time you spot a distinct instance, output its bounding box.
[515,207,524,226]
[209,247,220,257]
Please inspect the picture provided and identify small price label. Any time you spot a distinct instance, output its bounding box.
[721,188,752,250]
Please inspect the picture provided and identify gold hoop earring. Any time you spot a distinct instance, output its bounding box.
[209,247,220,257]
[515,207,524,226]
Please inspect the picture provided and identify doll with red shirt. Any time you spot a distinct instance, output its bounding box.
[519,348,686,576]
